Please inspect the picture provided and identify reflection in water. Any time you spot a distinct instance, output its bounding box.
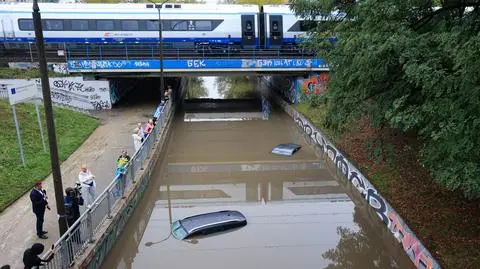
[101,110,414,269]
[322,205,412,269]
[185,76,258,99]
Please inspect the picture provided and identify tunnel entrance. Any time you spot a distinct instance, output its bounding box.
[183,76,264,122]
[109,77,181,107]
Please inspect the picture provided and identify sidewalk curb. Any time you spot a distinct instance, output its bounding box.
[73,103,176,269]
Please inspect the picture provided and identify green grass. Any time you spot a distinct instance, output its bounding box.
[0,67,69,79]
[0,99,99,212]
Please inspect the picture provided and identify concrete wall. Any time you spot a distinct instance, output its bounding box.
[272,94,441,269]
[266,72,329,104]
[0,77,111,110]
[75,101,176,269]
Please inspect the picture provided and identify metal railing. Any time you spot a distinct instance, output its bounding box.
[66,45,316,60]
[0,43,318,63]
[41,100,172,268]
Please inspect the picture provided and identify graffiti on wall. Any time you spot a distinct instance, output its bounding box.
[266,73,329,105]
[0,77,111,110]
[275,95,441,269]
[296,73,329,102]
[49,77,111,110]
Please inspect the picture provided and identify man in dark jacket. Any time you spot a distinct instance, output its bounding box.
[64,187,83,227]
[29,182,50,239]
[23,243,54,269]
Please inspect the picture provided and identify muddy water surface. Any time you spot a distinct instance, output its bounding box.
[101,104,414,269]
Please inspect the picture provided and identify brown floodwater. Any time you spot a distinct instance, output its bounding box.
[101,99,414,269]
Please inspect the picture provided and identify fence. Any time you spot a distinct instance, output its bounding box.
[41,99,172,268]
[2,43,318,63]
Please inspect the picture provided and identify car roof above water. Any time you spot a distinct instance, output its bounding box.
[179,210,246,233]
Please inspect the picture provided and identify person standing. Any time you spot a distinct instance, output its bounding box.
[64,187,83,227]
[117,150,131,163]
[78,164,97,207]
[132,128,143,152]
[137,123,146,139]
[29,182,50,239]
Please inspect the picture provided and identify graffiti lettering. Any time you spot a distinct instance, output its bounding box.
[91,100,110,110]
[273,95,440,269]
[51,91,73,103]
[52,63,68,74]
[187,60,206,68]
[52,79,85,92]
[388,212,437,269]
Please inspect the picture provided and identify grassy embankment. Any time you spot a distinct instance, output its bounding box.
[0,99,99,212]
[0,67,68,79]
[293,103,480,269]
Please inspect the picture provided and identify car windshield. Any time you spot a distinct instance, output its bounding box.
[171,220,188,240]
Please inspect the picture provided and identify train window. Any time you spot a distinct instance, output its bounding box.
[272,22,279,31]
[122,20,139,31]
[195,21,212,31]
[299,20,319,31]
[146,20,160,31]
[96,20,114,31]
[171,21,187,31]
[246,20,253,31]
[44,20,64,31]
[71,20,89,31]
[18,19,34,31]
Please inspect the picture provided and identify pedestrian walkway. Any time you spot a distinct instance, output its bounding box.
[0,103,156,268]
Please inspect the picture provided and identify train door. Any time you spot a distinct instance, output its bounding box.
[241,15,256,48]
[269,15,283,48]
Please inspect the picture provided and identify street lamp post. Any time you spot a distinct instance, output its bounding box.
[149,0,169,102]
[32,0,68,235]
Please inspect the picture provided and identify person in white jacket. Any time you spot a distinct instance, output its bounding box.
[132,128,143,152]
[78,164,96,207]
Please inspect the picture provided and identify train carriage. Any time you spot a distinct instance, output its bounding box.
[0,2,335,58]
[0,3,260,54]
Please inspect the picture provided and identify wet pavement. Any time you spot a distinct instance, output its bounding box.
[0,103,156,269]
[101,102,415,269]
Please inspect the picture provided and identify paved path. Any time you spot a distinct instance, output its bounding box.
[0,103,156,269]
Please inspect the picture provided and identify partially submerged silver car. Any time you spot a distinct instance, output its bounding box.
[271,143,302,156]
[172,210,247,240]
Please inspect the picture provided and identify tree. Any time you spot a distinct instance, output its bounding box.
[289,0,480,198]
[186,77,208,99]
[237,0,285,4]
[322,204,410,268]
[216,77,258,98]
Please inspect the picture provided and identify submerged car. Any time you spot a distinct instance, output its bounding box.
[171,210,247,240]
[271,143,302,156]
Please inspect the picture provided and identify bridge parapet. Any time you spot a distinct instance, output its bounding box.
[67,58,329,73]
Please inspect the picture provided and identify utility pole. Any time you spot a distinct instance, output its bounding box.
[149,0,169,102]
[32,0,68,235]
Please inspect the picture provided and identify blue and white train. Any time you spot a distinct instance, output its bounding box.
[0,3,334,54]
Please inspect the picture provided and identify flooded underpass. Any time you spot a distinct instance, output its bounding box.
[101,77,415,269]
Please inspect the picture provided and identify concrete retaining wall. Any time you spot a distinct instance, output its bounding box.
[74,102,176,269]
[272,94,441,269]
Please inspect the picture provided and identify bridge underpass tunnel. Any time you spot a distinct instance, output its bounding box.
[109,76,182,107]
[183,76,264,122]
